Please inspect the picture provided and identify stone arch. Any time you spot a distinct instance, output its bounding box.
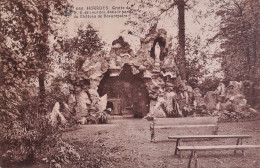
[97,64,150,117]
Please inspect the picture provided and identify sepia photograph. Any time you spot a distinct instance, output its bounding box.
[0,0,260,167]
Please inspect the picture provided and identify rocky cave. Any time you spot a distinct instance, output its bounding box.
[97,64,150,117]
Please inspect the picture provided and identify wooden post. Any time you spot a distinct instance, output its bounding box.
[150,120,155,142]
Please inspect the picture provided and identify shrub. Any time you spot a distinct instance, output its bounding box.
[1,118,49,164]
[0,84,79,167]
[42,138,80,167]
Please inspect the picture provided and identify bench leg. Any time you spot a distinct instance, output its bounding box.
[240,139,245,156]
[175,139,180,155]
[234,138,245,155]
[242,150,245,156]
[236,138,241,145]
[234,138,241,154]
[179,141,182,158]
[151,131,155,142]
[150,122,155,142]
[188,151,194,168]
[194,151,198,168]
[180,150,182,159]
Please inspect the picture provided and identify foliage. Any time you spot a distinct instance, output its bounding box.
[1,86,44,164]
[0,0,106,166]
[185,35,207,87]
[0,83,80,166]
[56,24,106,96]
[209,0,260,106]
[0,93,52,165]
[212,0,260,81]
[42,138,80,167]
[46,77,70,110]
[0,0,79,166]
[126,0,196,36]
[0,0,71,114]
[62,24,105,71]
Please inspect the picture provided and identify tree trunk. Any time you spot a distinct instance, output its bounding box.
[38,72,46,115]
[177,0,186,80]
[245,44,254,105]
[248,29,258,106]
[38,4,50,115]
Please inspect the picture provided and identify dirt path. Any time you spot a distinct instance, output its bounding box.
[63,118,260,168]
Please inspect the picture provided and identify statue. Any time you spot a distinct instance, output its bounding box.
[154,42,160,67]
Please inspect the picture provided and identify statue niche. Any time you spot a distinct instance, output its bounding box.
[150,37,167,62]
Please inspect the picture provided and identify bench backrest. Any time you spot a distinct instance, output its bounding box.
[154,117,218,126]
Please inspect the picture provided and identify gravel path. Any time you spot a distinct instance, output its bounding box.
[63,118,260,168]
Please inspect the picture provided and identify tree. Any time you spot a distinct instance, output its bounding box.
[54,24,106,92]
[0,0,71,115]
[0,0,72,164]
[185,35,207,87]
[210,0,260,106]
[177,0,187,80]
[62,24,104,72]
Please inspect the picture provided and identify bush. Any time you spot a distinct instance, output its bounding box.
[0,84,79,167]
[0,114,53,165]
[42,138,80,167]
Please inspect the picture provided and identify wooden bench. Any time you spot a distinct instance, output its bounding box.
[178,145,260,168]
[168,134,252,155]
[150,117,219,142]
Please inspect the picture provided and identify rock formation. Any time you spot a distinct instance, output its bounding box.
[194,81,257,120]
[67,25,258,122]
[50,102,67,126]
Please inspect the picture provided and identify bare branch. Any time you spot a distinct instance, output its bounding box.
[158,1,178,18]
[232,0,244,16]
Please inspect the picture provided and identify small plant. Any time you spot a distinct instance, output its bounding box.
[43,138,80,168]
[96,111,109,124]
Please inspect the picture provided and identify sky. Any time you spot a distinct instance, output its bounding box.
[67,0,130,46]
